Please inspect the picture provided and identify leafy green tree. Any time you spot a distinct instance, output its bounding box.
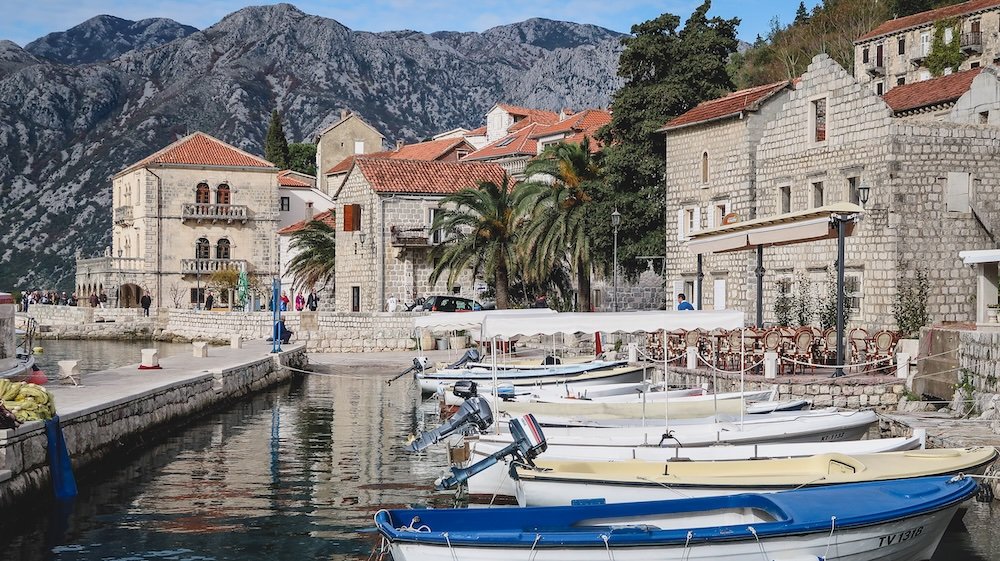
[596,1,739,279]
[288,143,317,176]
[889,0,960,18]
[430,179,542,309]
[523,139,601,312]
[265,109,290,169]
[285,218,336,292]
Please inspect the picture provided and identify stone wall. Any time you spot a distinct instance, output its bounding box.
[0,347,306,508]
[26,304,155,339]
[592,269,666,312]
[957,329,1000,394]
[666,367,906,409]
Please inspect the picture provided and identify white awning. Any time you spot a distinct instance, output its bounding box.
[480,310,745,339]
[413,309,557,333]
[686,203,862,255]
[960,249,1000,265]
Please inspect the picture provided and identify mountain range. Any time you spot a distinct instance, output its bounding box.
[0,3,624,290]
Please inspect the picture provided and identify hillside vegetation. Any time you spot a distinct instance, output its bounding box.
[730,0,967,88]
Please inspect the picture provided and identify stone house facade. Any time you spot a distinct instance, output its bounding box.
[753,55,1000,328]
[662,81,792,312]
[74,132,280,309]
[854,0,1000,94]
[331,158,506,312]
[314,110,385,193]
[323,137,477,195]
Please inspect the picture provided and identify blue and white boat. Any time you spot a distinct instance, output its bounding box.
[374,475,977,561]
[416,360,649,394]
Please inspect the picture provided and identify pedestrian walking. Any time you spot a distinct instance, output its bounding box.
[204,290,214,311]
[295,291,305,311]
[98,292,107,308]
[140,292,152,317]
[307,290,319,311]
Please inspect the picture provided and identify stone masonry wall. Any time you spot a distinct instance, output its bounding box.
[957,329,1000,394]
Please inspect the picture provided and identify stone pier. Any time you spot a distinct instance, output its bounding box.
[0,342,306,508]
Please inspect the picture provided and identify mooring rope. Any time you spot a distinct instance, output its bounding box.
[748,526,768,560]
[444,532,459,561]
[822,516,837,561]
[681,530,694,561]
[600,534,616,561]
[528,534,542,561]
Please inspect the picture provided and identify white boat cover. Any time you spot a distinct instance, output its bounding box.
[480,310,745,339]
[412,309,557,334]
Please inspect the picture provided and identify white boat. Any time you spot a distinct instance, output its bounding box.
[475,409,879,449]
[513,447,998,507]
[461,434,926,498]
[375,476,978,561]
[551,387,775,404]
[417,363,650,394]
[439,380,680,407]
[518,402,822,429]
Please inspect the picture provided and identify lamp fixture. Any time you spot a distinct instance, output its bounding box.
[359,231,366,245]
[858,183,871,207]
[611,209,621,228]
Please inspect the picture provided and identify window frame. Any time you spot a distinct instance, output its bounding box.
[216,184,231,205]
[701,151,709,185]
[778,185,791,214]
[812,181,824,208]
[195,237,210,260]
[195,183,211,204]
[809,95,828,145]
[216,238,231,260]
[280,196,291,212]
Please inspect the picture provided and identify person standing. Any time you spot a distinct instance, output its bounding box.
[295,291,305,311]
[140,291,152,317]
[676,293,695,311]
[280,291,289,311]
[89,293,99,308]
[99,292,107,308]
[204,290,214,311]
[307,290,319,311]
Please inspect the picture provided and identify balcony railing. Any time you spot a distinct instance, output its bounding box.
[181,259,248,275]
[961,31,983,53]
[864,61,885,76]
[75,255,144,273]
[390,226,435,248]
[114,206,133,225]
[181,203,249,223]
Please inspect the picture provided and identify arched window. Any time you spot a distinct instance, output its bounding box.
[196,237,210,260]
[216,184,231,205]
[196,183,210,204]
[701,152,709,184]
[216,238,231,260]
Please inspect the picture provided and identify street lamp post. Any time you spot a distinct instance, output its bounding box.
[611,209,621,312]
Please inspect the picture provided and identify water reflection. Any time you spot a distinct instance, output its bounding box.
[0,351,993,560]
[32,339,196,374]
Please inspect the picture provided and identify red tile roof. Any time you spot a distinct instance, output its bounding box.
[662,81,790,131]
[277,170,313,188]
[465,125,487,136]
[858,0,1000,42]
[495,104,560,125]
[353,158,507,195]
[117,132,275,177]
[324,138,474,175]
[461,123,542,161]
[277,209,336,235]
[530,109,612,139]
[882,67,982,113]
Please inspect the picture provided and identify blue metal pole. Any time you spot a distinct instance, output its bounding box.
[271,277,282,353]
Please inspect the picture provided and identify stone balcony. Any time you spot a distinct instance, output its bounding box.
[75,255,144,274]
[181,203,249,223]
[114,206,133,225]
[180,259,248,275]
[961,31,982,54]
[390,225,436,248]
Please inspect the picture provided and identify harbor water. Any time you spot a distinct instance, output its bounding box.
[1,340,997,560]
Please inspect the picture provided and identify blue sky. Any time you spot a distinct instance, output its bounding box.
[0,0,818,47]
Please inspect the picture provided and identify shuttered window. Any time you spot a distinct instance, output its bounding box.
[343,204,362,231]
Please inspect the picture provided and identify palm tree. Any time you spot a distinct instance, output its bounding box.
[285,218,336,292]
[430,178,541,309]
[522,138,601,312]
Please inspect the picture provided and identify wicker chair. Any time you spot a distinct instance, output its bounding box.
[789,327,817,374]
[760,328,784,374]
[849,327,871,372]
[818,327,839,365]
[869,330,898,373]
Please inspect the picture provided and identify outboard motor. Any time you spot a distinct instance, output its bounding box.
[445,348,481,369]
[386,356,430,385]
[542,355,562,365]
[452,380,478,400]
[406,396,493,452]
[435,414,547,490]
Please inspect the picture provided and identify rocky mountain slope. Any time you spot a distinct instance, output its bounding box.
[25,15,198,65]
[0,4,623,290]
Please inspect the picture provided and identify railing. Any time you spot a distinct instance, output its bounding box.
[864,61,884,76]
[181,203,249,222]
[75,255,144,273]
[181,259,248,275]
[114,206,133,224]
[961,32,982,53]
[390,226,433,248]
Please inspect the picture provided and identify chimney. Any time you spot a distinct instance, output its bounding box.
[559,107,574,121]
[305,201,314,221]
[396,139,405,150]
[340,108,350,120]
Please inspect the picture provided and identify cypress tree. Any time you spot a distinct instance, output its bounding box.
[794,1,809,23]
[265,109,290,169]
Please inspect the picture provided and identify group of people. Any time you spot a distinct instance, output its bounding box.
[20,290,92,311]
[276,290,319,312]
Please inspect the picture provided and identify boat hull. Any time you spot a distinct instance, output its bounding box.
[462,435,925,497]
[417,364,649,394]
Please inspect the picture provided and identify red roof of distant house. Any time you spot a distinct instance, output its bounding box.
[277,209,336,235]
[117,132,275,177]
[858,0,1000,42]
[324,137,474,175]
[461,123,542,161]
[352,158,507,195]
[465,125,487,136]
[530,109,611,139]
[495,104,560,125]
[277,170,313,188]
[882,67,982,113]
[662,82,790,131]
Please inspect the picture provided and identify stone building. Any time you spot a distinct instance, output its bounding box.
[74,132,280,309]
[687,54,1000,329]
[322,136,477,195]
[314,110,385,193]
[277,170,329,231]
[662,81,792,311]
[854,0,1000,94]
[331,158,506,312]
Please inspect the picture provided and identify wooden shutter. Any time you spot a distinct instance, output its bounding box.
[352,204,362,231]
[676,209,685,240]
[343,204,355,231]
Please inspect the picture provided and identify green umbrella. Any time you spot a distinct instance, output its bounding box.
[237,270,250,311]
